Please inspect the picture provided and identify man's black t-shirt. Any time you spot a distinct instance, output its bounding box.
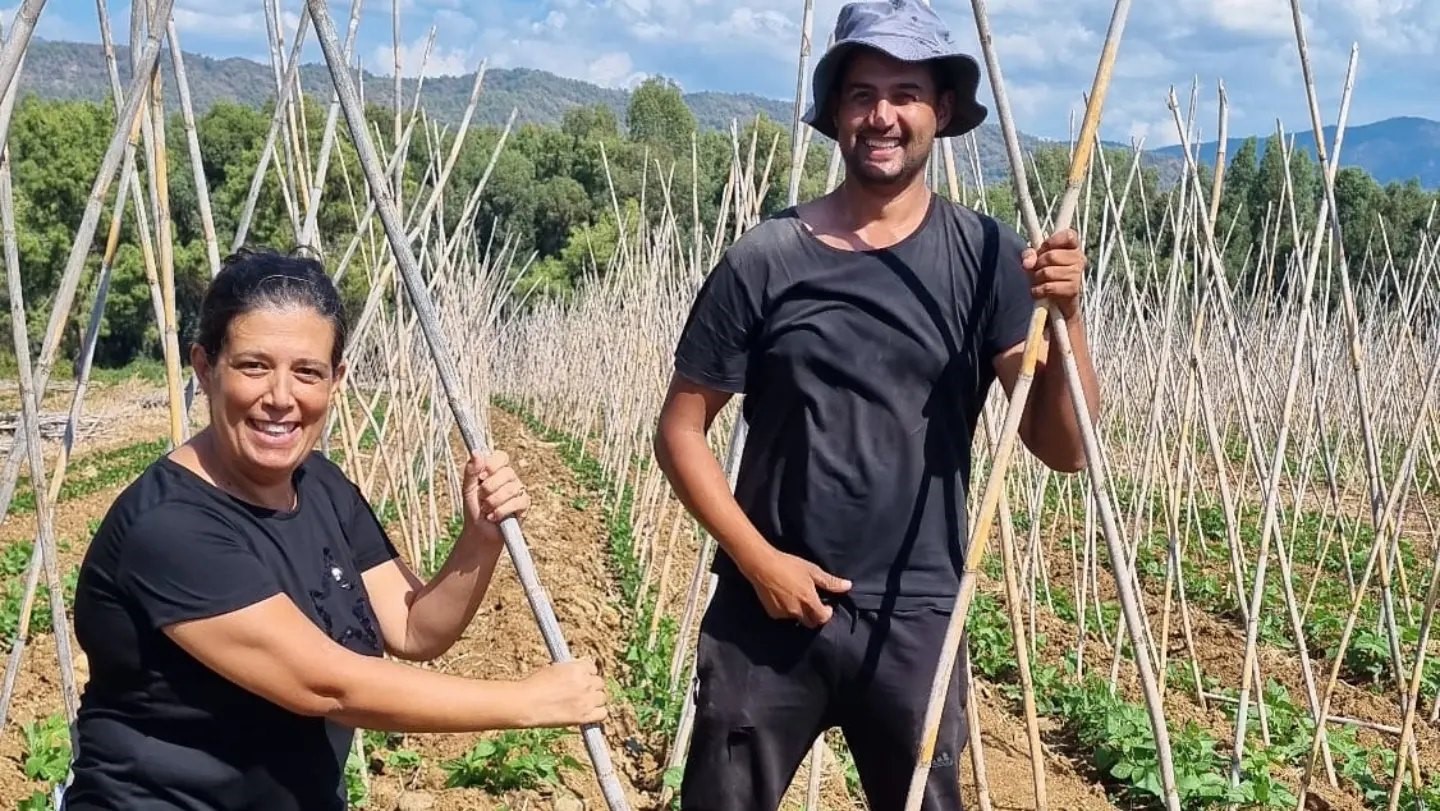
[65,451,400,810]
[673,194,1033,610]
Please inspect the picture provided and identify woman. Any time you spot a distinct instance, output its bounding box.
[64,249,607,810]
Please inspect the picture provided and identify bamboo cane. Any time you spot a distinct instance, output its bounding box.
[963,655,994,811]
[163,14,221,277]
[139,0,186,449]
[1383,535,1440,810]
[231,4,311,251]
[982,411,1048,808]
[1197,59,1352,787]
[298,0,366,250]
[1293,330,1440,808]
[0,0,175,522]
[0,0,45,113]
[301,2,631,806]
[904,1,1183,808]
[1,119,81,740]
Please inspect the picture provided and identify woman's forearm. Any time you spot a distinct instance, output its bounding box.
[400,526,503,659]
[164,590,603,734]
[324,653,534,732]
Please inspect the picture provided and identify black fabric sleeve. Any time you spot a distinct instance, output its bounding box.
[985,218,1037,360]
[346,487,401,572]
[673,252,763,394]
[117,505,282,630]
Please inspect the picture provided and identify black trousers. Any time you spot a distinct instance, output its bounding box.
[680,580,970,811]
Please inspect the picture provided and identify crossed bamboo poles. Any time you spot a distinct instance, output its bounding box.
[301,1,631,808]
[0,0,1434,806]
[899,0,1186,808]
[480,109,1440,804]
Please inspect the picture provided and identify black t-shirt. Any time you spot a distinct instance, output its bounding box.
[673,194,1033,610]
[64,451,400,810]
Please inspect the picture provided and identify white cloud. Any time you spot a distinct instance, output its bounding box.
[586,51,646,88]
[534,10,566,33]
[1200,0,1296,38]
[696,7,795,43]
[372,33,474,77]
[168,3,302,42]
[630,21,668,41]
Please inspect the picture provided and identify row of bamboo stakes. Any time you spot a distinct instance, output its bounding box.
[0,0,1435,809]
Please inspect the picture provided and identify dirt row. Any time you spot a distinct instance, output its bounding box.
[0,390,1128,810]
[1020,522,1437,811]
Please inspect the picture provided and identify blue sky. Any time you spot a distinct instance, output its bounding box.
[17,0,1440,147]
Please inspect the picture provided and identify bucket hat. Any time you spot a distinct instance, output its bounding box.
[802,0,987,140]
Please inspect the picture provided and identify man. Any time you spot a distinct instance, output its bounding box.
[653,0,1100,808]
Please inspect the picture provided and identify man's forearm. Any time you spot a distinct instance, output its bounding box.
[654,427,775,576]
[1031,311,1101,471]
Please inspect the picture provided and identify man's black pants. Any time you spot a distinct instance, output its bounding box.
[680,580,970,811]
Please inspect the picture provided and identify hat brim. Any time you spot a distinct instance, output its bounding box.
[801,39,987,141]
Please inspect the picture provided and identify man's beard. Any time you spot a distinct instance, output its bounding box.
[842,132,933,188]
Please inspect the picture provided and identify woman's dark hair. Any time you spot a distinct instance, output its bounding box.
[194,248,348,367]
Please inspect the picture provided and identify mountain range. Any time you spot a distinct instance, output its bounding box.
[1150,117,1440,189]
[11,38,1438,189]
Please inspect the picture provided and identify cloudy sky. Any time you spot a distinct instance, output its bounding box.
[18,0,1439,147]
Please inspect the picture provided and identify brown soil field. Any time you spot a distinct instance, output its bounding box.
[0,381,1129,810]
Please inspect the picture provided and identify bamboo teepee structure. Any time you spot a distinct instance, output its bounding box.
[0,0,1435,809]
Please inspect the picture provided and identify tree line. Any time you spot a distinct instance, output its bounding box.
[0,76,1433,372]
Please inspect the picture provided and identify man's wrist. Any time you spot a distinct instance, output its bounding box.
[730,538,776,580]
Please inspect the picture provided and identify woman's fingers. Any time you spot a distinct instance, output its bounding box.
[481,478,530,522]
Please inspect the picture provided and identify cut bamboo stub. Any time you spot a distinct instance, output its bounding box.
[301,1,632,808]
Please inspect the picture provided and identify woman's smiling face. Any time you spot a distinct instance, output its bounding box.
[193,304,344,486]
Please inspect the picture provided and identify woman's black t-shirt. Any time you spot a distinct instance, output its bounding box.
[64,451,400,810]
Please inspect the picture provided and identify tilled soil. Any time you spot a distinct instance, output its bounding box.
[1025,522,1434,811]
[0,399,1134,811]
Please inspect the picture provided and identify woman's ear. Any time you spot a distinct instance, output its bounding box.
[189,344,213,395]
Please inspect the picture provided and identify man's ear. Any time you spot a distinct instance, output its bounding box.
[936,89,954,133]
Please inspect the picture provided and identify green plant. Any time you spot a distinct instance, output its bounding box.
[23,714,70,785]
[441,729,580,792]
[345,745,368,807]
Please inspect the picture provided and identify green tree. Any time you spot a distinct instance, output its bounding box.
[626,77,696,157]
[1333,166,1382,283]
[1218,137,1259,273]
[562,104,620,142]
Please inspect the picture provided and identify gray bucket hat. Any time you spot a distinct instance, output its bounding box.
[802,0,987,140]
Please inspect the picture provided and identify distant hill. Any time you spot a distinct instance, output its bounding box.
[11,38,1058,184]
[14,38,1432,190]
[1150,116,1440,189]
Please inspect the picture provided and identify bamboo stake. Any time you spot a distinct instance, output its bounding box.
[0,0,45,114]
[1206,58,1353,787]
[982,410,1048,808]
[231,4,311,251]
[1384,535,1440,810]
[905,1,1183,808]
[302,3,630,806]
[163,14,220,277]
[963,651,994,811]
[0,0,175,522]
[1,108,81,740]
